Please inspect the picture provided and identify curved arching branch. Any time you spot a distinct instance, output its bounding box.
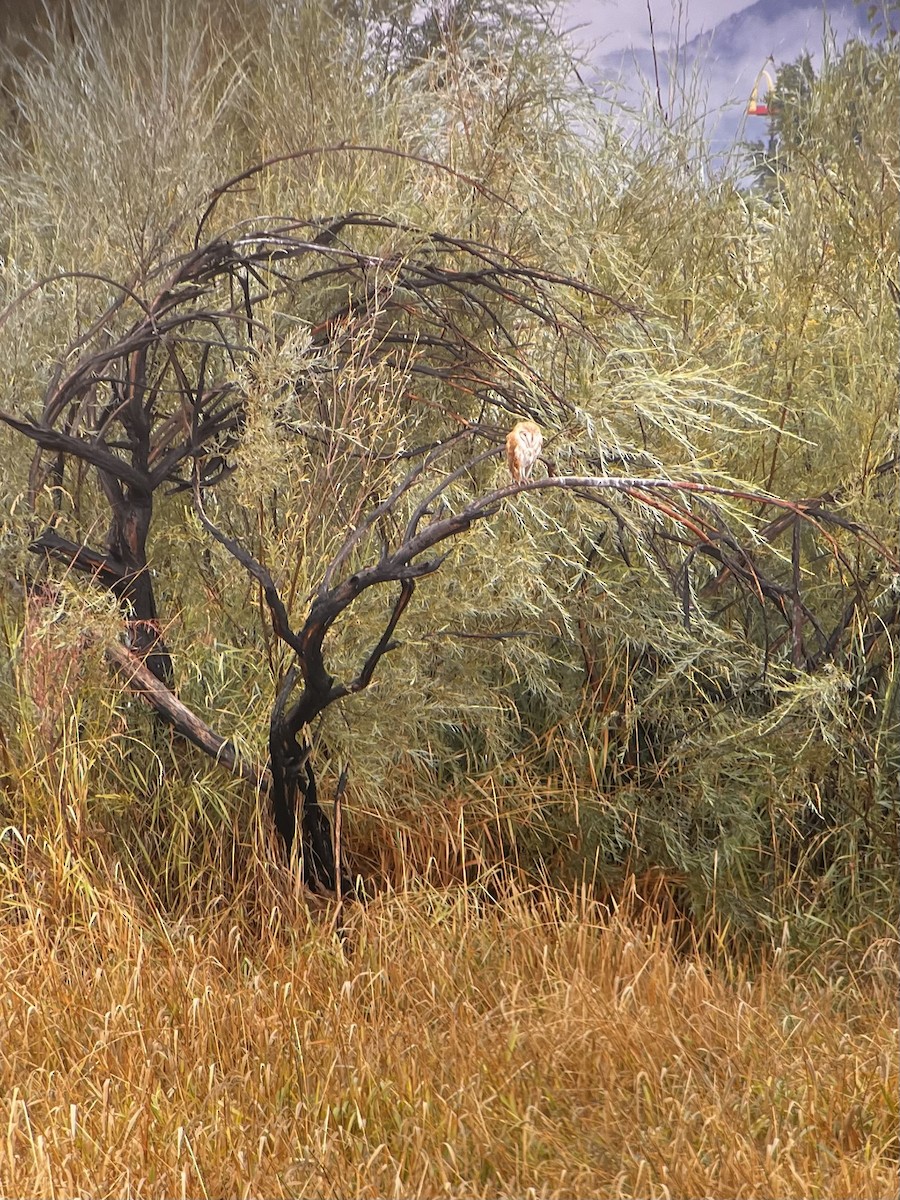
[194,144,518,247]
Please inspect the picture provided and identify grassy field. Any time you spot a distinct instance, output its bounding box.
[0,847,896,1199]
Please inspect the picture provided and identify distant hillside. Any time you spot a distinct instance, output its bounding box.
[683,0,867,62]
[590,0,873,150]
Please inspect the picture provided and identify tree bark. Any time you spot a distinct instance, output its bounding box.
[105,486,173,684]
[269,668,337,890]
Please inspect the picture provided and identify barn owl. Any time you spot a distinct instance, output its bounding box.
[506,420,543,484]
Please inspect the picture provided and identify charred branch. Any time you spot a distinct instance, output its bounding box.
[106,641,267,790]
[30,529,125,587]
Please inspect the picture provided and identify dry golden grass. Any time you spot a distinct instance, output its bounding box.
[0,847,895,1200]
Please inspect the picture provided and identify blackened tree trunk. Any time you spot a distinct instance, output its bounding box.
[268,666,337,890]
[104,482,173,684]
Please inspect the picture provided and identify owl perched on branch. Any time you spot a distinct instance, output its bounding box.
[506,420,543,484]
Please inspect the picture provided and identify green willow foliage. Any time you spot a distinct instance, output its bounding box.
[0,1,896,943]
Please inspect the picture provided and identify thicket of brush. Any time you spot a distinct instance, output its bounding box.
[0,2,897,1195]
[2,0,895,939]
